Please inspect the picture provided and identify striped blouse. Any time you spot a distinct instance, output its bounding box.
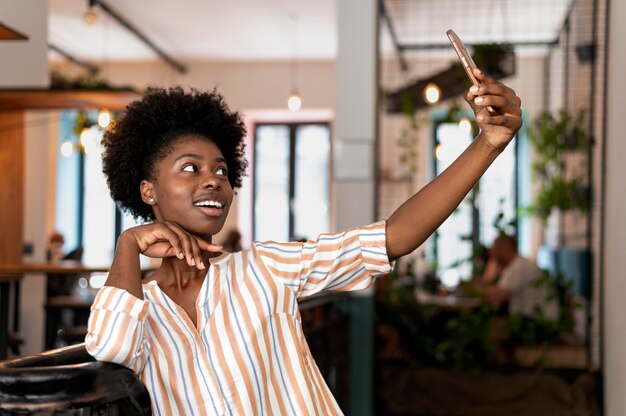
[85,221,392,415]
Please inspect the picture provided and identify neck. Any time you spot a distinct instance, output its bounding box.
[157,252,215,290]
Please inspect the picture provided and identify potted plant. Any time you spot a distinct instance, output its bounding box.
[527,108,589,222]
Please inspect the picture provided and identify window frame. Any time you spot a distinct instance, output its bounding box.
[430,116,520,282]
[252,121,331,242]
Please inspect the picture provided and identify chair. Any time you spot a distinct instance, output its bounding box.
[0,343,151,415]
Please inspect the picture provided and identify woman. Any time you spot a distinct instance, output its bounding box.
[86,69,522,415]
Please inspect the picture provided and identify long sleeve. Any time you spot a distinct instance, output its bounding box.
[85,285,151,373]
[253,220,393,298]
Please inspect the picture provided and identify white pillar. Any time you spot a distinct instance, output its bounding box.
[603,0,626,414]
[334,0,378,231]
[334,0,378,414]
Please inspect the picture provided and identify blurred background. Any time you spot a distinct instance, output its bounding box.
[1,0,624,414]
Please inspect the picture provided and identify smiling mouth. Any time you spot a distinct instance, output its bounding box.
[193,200,225,217]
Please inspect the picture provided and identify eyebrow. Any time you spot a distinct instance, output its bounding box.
[174,153,227,164]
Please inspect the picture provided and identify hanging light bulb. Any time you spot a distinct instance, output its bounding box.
[83,0,98,25]
[60,140,74,158]
[458,118,472,134]
[287,91,302,112]
[97,109,111,128]
[79,127,91,148]
[424,83,441,104]
[83,8,98,25]
[434,143,446,162]
[286,12,303,112]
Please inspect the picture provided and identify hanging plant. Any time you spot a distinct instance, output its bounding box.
[527,108,589,222]
[50,70,113,90]
[396,92,424,186]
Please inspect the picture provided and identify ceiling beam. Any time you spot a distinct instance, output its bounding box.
[398,40,559,51]
[0,22,29,41]
[379,0,408,72]
[94,0,188,74]
[48,43,100,74]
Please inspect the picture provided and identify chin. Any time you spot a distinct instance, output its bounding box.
[188,218,228,238]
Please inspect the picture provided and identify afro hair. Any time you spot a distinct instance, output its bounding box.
[101,87,247,222]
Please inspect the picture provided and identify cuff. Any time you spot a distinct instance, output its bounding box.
[358,220,395,276]
[91,285,150,321]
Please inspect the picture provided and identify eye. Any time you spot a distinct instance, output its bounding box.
[216,167,228,176]
[182,164,198,173]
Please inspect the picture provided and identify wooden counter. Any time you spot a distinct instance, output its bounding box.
[0,261,110,277]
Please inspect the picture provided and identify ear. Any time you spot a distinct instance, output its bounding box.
[140,180,156,205]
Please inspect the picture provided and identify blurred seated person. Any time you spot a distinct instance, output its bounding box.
[45,230,84,297]
[474,234,557,320]
[46,230,84,262]
[220,229,242,253]
[46,230,65,262]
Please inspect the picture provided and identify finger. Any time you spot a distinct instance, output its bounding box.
[164,222,195,266]
[477,114,522,129]
[474,95,521,116]
[471,69,520,97]
[465,88,480,112]
[154,224,184,259]
[194,239,223,270]
[476,82,511,100]
[197,239,223,253]
[466,85,481,101]
[188,236,204,270]
[473,68,499,85]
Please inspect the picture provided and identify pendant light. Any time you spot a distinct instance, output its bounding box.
[287,12,302,112]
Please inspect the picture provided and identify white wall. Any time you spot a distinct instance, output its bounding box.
[20,111,59,355]
[0,0,49,88]
[52,59,335,110]
[603,0,626,413]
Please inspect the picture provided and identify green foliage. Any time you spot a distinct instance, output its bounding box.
[384,260,418,307]
[506,270,579,347]
[532,176,588,220]
[471,43,512,71]
[397,93,422,178]
[437,304,495,374]
[50,70,113,90]
[527,108,589,221]
[492,197,516,236]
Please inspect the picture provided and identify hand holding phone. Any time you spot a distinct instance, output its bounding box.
[446,29,499,116]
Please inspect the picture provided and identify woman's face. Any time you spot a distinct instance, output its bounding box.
[143,135,234,239]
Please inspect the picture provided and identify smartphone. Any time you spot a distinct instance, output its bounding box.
[446,29,499,116]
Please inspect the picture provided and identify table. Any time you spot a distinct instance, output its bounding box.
[416,289,481,312]
[0,261,110,275]
[0,261,111,361]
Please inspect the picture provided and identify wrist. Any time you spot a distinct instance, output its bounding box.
[477,132,507,154]
[117,230,141,254]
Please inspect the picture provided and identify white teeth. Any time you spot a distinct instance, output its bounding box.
[194,200,223,208]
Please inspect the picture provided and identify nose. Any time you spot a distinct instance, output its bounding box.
[202,173,221,191]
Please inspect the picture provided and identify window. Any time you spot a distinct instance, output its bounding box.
[253,123,331,242]
[432,120,517,287]
[433,122,474,287]
[55,110,133,266]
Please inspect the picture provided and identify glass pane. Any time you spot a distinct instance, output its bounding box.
[82,127,116,265]
[435,123,473,287]
[478,137,517,247]
[293,125,330,241]
[254,125,290,242]
[122,210,154,269]
[55,111,80,253]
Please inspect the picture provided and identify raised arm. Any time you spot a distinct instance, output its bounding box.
[386,69,522,260]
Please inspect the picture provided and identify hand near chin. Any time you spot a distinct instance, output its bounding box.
[122,222,222,270]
